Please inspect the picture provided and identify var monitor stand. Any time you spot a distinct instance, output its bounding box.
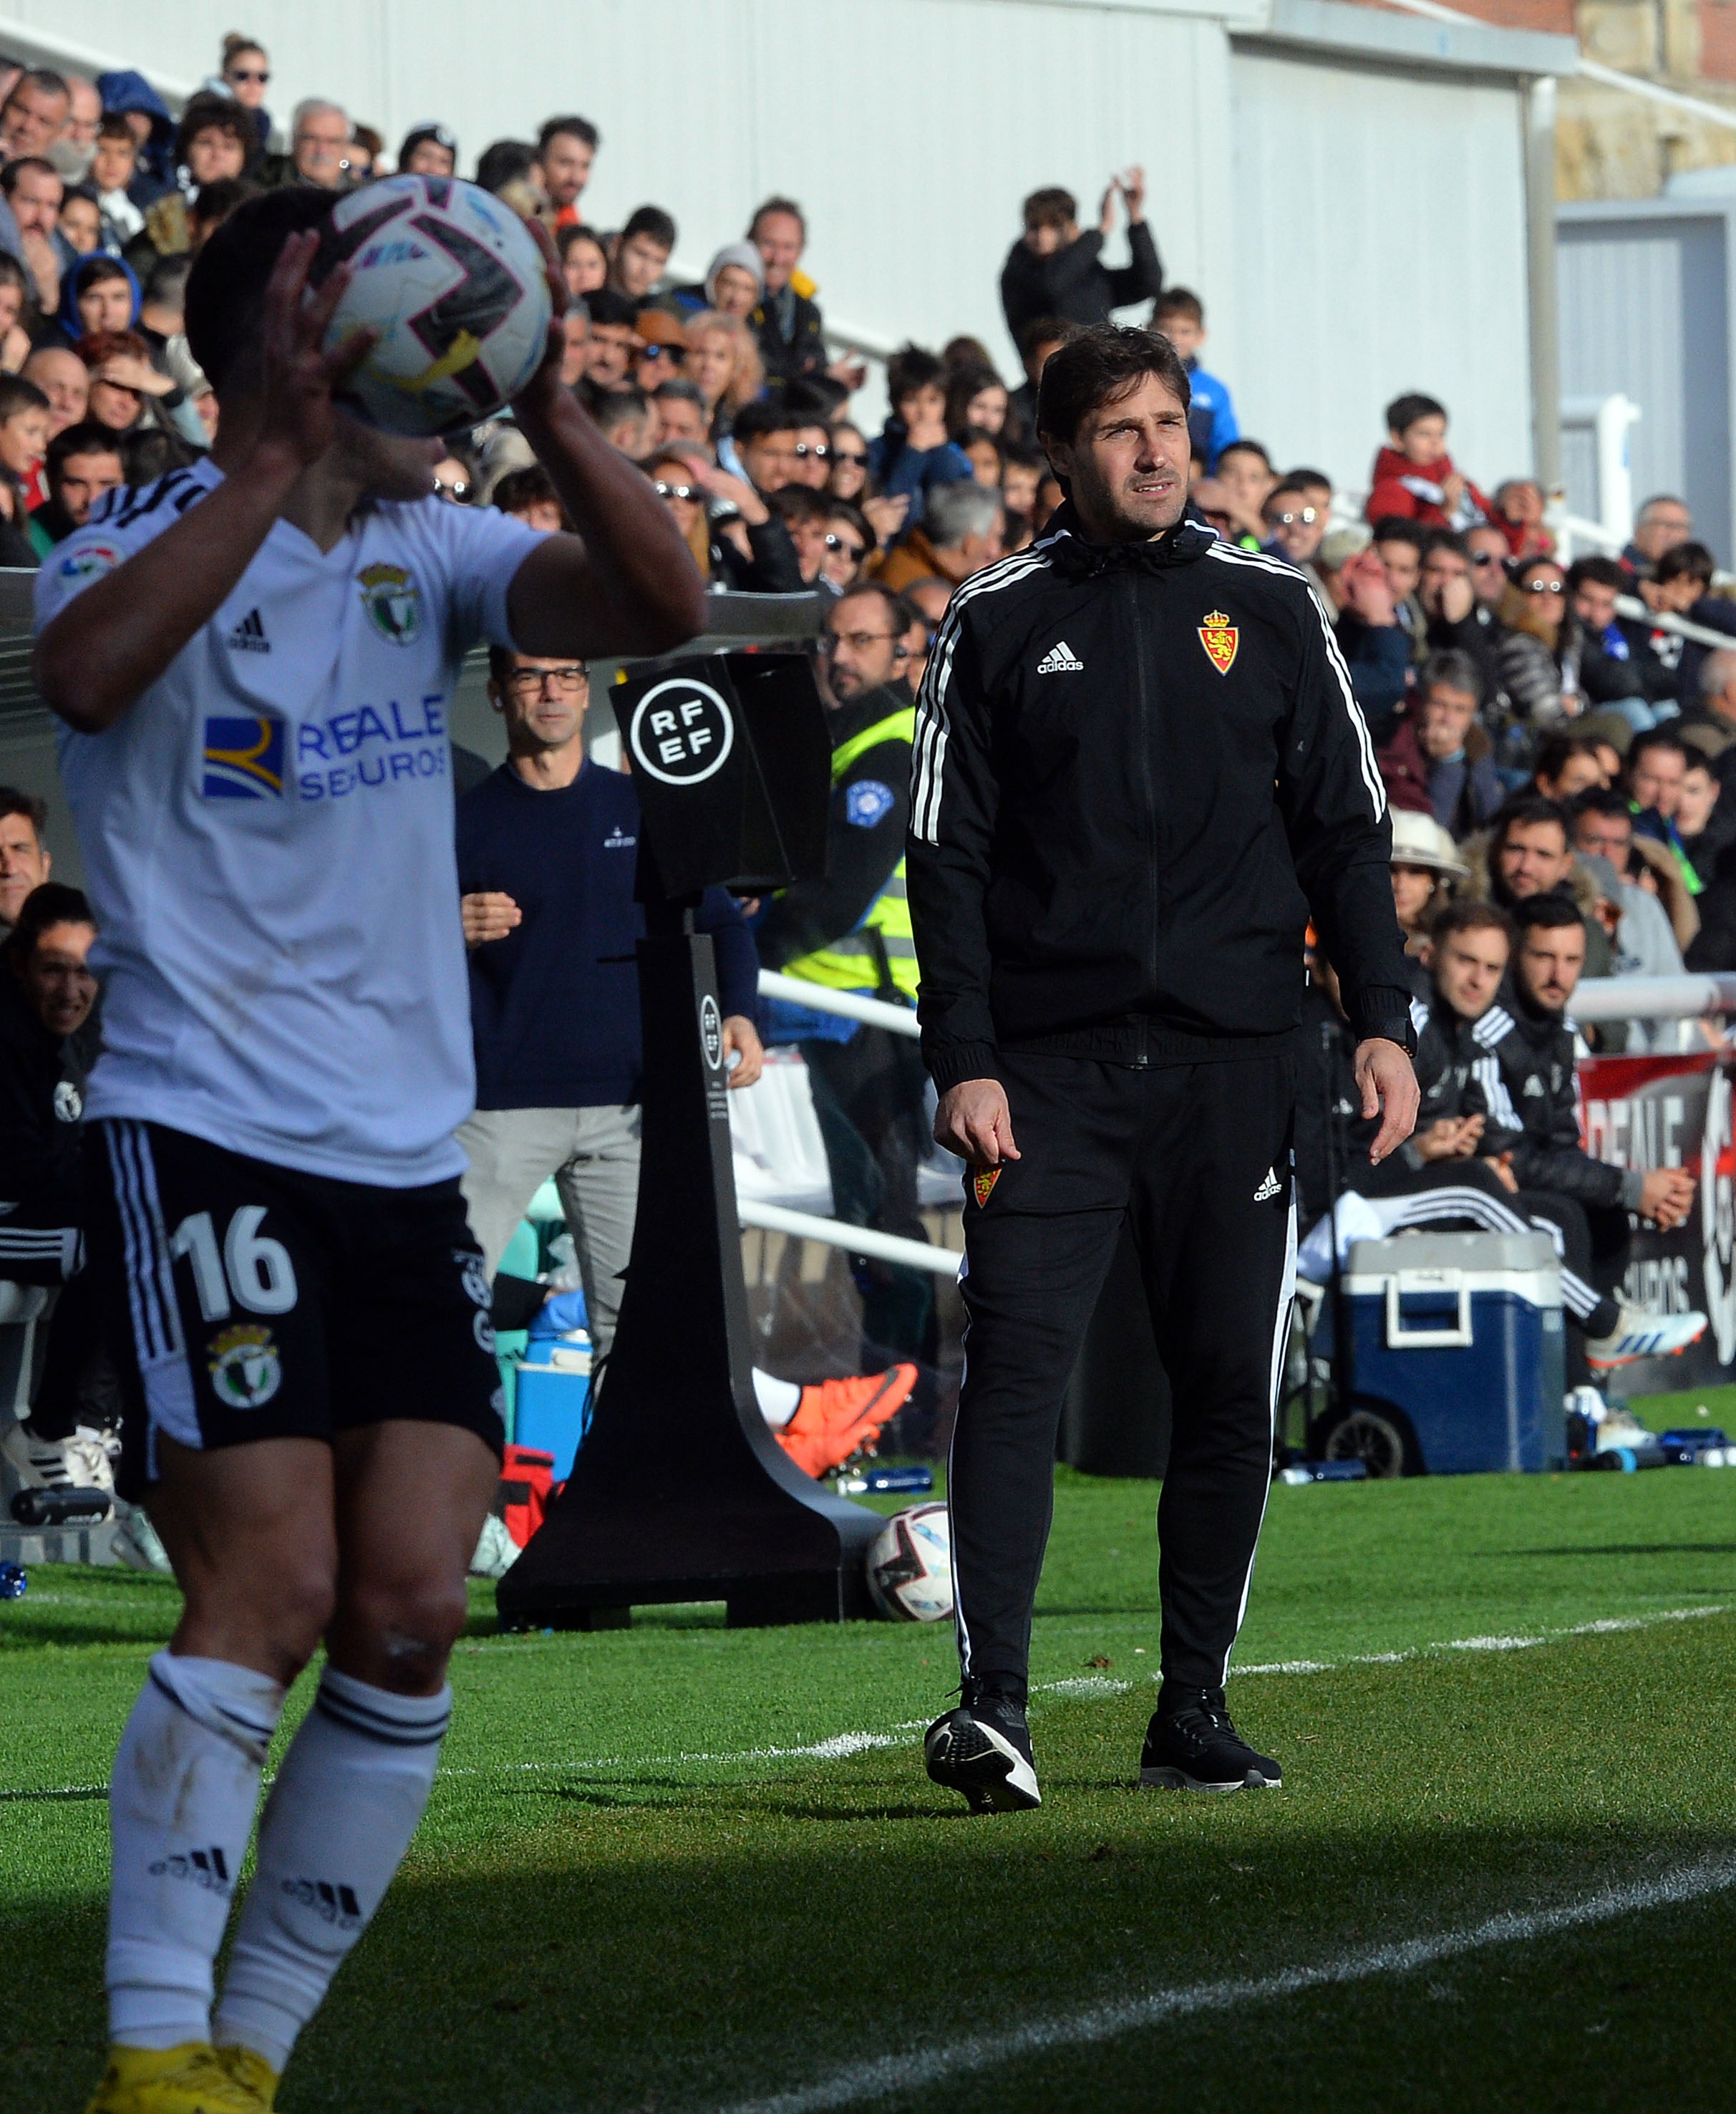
[496,654,884,1629]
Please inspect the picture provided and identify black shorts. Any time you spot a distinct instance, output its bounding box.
[90,1118,504,1496]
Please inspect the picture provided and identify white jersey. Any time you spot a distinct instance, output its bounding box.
[34,460,545,1186]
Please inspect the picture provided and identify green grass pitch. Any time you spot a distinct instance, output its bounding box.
[6,1429,1736,2113]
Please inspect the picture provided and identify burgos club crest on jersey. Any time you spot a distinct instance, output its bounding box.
[207,1323,282,1410]
[1198,610,1238,676]
[202,713,286,800]
[357,561,422,646]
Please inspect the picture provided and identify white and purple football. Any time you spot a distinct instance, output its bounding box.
[315,175,552,438]
[865,1503,954,1622]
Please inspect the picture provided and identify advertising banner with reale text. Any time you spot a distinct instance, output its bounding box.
[1579,1049,1736,1395]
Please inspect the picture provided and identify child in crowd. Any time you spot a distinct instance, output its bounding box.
[1214,437,1274,548]
[1151,286,1238,470]
[1366,390,1491,532]
[0,372,49,561]
[865,344,973,530]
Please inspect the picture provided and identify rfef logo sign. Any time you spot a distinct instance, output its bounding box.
[628,679,735,785]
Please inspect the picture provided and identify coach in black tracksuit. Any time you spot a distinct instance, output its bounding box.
[907,327,1418,1813]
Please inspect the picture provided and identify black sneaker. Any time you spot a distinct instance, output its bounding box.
[924,1682,1041,1813]
[1139,1687,1282,1792]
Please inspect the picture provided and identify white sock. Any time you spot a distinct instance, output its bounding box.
[213,1667,451,2073]
[752,1368,801,1426]
[107,1652,286,2050]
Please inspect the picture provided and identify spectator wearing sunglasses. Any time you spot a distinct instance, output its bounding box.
[1495,557,1570,727]
[397,122,457,177]
[831,416,908,548]
[633,306,687,392]
[210,34,273,153]
[650,445,802,593]
[430,445,475,504]
[865,344,973,533]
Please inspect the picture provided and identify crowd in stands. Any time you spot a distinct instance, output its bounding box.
[4,29,1736,1486]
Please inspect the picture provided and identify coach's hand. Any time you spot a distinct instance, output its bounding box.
[936,1078,1020,1166]
[1355,1038,1419,1165]
[461,891,521,947]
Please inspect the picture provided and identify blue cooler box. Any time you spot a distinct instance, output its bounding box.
[1340,1231,1566,1473]
[511,1364,592,1482]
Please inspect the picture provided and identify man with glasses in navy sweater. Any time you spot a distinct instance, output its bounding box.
[455,647,763,1358]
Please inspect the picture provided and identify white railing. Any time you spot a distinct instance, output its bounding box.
[737,1198,959,1277]
[757,968,918,1037]
[1571,975,1736,1024]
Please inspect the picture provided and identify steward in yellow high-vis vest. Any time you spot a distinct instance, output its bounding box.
[756,675,936,1390]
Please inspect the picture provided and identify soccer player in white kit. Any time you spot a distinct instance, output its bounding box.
[34,189,706,2114]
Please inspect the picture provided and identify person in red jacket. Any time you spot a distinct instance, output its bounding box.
[1365,391,1492,533]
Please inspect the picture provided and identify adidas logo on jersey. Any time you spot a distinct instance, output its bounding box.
[1036,640,1084,674]
[1253,1168,1284,1201]
[603,825,637,850]
[226,608,270,654]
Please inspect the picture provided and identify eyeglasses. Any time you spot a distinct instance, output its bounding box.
[505,666,588,692]
[432,475,470,500]
[831,448,867,467]
[820,631,898,653]
[1470,551,1507,568]
[1270,508,1318,528]
[792,442,831,462]
[654,480,703,502]
[1522,578,1565,596]
[228,67,269,82]
[823,534,864,559]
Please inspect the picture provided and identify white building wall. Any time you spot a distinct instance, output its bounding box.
[1229,44,1535,501]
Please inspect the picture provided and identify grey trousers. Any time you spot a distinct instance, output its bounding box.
[456,1104,642,1359]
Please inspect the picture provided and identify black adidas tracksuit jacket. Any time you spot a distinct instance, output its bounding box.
[905,505,1413,1702]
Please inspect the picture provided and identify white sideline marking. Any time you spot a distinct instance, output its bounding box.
[716,1858,1736,2114]
[2,1604,1725,1803]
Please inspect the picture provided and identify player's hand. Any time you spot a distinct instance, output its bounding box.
[1642,1166,1696,1230]
[1489,1151,1519,1193]
[936,1078,1020,1165]
[255,229,374,472]
[1355,1037,1419,1165]
[722,1015,764,1089]
[508,214,573,425]
[97,351,173,398]
[1121,165,1147,220]
[461,891,521,947]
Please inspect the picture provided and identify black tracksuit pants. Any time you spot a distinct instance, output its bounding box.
[950,1049,1297,1701]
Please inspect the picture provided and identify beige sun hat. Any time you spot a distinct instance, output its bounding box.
[1389,808,1468,879]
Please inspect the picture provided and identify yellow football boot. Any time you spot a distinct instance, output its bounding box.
[215,2045,280,2110]
[85,2041,271,2113]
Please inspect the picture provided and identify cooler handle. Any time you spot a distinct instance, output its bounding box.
[1385,1269,1473,1349]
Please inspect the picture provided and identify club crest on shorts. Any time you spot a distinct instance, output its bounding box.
[357,561,422,646]
[1198,610,1238,676]
[207,1324,283,1411]
[972,1165,1001,1207]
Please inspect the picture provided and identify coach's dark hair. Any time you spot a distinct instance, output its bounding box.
[185,185,336,395]
[1566,553,1627,595]
[1035,325,1191,449]
[1513,890,1585,937]
[1628,724,1691,767]
[4,881,93,966]
[1370,514,1428,555]
[1569,785,1630,824]
[1430,898,1515,951]
[47,420,122,479]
